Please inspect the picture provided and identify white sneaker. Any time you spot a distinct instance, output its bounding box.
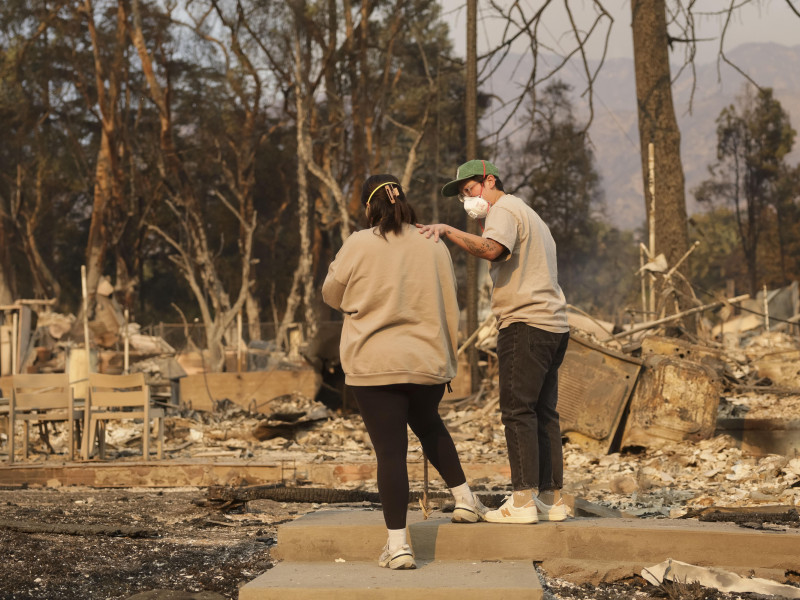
[378,543,416,570]
[484,495,538,524]
[534,495,568,521]
[452,495,489,523]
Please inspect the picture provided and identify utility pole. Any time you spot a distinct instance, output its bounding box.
[465,0,480,392]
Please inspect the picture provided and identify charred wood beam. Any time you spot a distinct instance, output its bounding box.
[205,484,503,508]
[684,506,800,526]
[0,520,159,538]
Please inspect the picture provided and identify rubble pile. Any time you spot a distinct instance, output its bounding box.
[564,437,800,516]
[2,280,799,521]
[12,376,799,519]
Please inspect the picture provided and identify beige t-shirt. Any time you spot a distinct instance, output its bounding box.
[322,223,460,386]
[481,194,569,333]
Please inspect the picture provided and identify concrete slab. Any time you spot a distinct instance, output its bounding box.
[239,560,542,600]
[273,508,800,574]
[243,507,800,598]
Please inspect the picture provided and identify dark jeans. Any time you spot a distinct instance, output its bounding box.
[497,322,569,491]
[353,383,467,529]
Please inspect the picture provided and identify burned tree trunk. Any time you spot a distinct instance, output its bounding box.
[277,25,318,352]
[0,209,15,305]
[631,0,692,317]
[16,165,61,300]
[84,0,127,302]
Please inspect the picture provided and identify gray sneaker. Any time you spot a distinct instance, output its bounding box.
[378,543,416,569]
[534,495,568,521]
[452,495,489,523]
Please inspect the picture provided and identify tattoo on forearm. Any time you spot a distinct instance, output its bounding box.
[456,233,496,258]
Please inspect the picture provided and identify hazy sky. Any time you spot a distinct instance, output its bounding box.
[440,0,800,64]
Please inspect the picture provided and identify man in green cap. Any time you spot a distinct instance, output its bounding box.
[418,159,570,524]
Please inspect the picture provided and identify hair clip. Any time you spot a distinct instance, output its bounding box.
[366,181,400,205]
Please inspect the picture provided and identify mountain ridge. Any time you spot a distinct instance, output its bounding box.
[483,42,800,230]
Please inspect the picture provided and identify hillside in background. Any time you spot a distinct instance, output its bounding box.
[484,43,800,231]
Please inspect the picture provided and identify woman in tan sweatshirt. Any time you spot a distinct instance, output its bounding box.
[323,174,487,570]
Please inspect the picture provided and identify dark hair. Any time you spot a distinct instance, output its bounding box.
[466,174,504,192]
[361,174,416,238]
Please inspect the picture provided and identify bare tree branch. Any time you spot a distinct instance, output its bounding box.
[783,0,800,18]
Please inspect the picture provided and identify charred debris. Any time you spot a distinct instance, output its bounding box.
[1,277,799,522]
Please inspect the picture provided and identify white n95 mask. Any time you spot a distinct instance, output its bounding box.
[462,196,489,220]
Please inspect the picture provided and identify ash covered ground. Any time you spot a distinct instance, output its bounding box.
[2,331,800,599]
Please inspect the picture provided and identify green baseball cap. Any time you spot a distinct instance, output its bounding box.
[441,159,499,197]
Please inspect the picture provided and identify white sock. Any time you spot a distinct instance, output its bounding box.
[387,528,407,552]
[512,489,535,507]
[450,482,474,506]
[538,489,561,505]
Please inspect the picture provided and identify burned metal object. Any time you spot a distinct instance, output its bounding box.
[558,335,642,454]
[252,399,332,441]
[621,355,721,449]
[640,335,726,372]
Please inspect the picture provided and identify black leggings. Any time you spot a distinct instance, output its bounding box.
[353,383,467,530]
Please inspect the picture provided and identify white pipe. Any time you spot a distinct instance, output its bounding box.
[640,245,647,319]
[81,265,91,374]
[11,311,18,374]
[124,308,130,374]
[647,143,656,316]
[237,311,243,373]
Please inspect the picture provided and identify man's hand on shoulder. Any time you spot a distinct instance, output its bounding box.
[416,223,505,260]
[416,222,451,243]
